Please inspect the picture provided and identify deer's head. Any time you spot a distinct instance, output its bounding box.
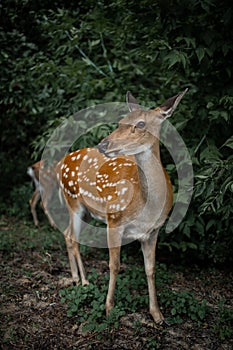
[98,89,188,157]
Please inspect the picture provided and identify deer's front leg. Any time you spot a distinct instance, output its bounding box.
[105,227,122,316]
[141,229,164,324]
[73,240,89,286]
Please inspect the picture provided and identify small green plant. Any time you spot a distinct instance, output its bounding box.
[1,326,18,345]
[146,336,161,350]
[160,289,209,324]
[60,270,125,332]
[212,299,233,340]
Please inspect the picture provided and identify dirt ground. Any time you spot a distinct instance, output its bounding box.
[0,217,232,349]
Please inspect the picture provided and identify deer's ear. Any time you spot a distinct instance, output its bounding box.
[126,91,142,112]
[159,88,188,119]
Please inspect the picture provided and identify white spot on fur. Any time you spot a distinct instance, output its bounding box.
[121,187,128,194]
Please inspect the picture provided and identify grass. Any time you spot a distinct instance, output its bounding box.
[0,216,66,254]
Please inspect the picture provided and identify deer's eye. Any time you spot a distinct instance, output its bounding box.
[136,121,145,129]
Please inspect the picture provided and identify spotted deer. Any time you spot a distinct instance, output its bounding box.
[56,89,187,323]
[27,161,57,228]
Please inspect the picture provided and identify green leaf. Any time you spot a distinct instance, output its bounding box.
[206,219,216,231]
[196,47,205,63]
[221,136,233,149]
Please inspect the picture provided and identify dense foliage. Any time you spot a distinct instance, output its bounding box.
[1,0,232,263]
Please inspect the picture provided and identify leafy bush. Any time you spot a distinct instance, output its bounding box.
[7,183,32,218]
[1,0,233,263]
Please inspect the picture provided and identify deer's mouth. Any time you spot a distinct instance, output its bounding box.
[97,139,121,157]
[98,145,121,158]
[98,137,149,158]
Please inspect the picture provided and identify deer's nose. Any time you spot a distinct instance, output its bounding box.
[98,139,109,154]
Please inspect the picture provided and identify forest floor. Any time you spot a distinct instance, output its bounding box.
[0,216,232,350]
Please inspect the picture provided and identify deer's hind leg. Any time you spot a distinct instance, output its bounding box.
[63,206,89,286]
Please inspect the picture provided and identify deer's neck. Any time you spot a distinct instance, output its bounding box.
[133,142,171,230]
[135,143,165,203]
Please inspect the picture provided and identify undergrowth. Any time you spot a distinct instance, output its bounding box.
[1,217,232,342]
[59,262,233,340]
